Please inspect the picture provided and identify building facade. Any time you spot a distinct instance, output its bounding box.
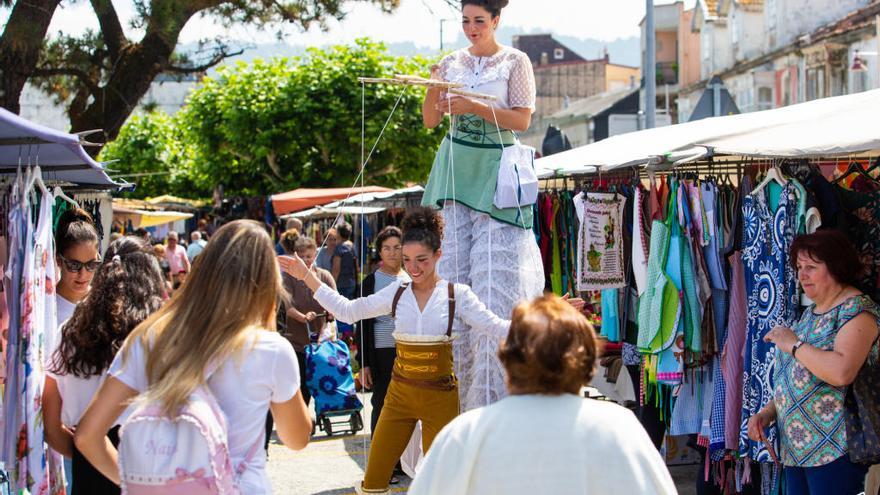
[677,0,880,122]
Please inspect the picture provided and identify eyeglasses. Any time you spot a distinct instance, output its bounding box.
[59,254,102,273]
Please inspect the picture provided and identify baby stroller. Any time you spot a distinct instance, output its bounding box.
[304,314,364,436]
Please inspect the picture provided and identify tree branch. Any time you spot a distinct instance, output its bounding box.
[90,0,127,57]
[32,66,101,96]
[165,47,244,73]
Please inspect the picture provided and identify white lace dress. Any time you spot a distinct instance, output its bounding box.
[432,46,544,412]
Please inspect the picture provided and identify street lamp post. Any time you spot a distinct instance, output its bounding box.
[440,18,456,53]
[645,0,656,129]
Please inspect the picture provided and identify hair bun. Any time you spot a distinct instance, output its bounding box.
[461,0,509,13]
[402,207,444,240]
[60,207,94,225]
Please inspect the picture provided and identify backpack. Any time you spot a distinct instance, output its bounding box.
[118,384,261,495]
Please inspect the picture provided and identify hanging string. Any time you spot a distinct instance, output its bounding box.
[309,84,410,259]
[442,96,460,284]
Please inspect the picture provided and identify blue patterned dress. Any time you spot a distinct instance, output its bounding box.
[739,182,800,461]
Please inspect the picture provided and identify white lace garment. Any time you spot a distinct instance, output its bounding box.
[438,46,536,112]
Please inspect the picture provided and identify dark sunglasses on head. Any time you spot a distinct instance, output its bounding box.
[59,255,102,273]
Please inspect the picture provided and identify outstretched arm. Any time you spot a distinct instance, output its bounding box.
[279,254,395,323]
[455,285,511,339]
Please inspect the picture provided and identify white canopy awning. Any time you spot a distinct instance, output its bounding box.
[282,185,424,220]
[289,205,386,219]
[536,88,880,176]
[0,107,128,189]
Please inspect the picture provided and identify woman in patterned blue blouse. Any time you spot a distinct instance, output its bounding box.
[748,230,878,495]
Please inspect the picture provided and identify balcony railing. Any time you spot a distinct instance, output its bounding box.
[656,62,678,85]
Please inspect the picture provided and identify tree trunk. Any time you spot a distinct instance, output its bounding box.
[0,0,61,114]
[70,32,179,149]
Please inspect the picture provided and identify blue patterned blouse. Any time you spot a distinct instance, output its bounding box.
[773,294,880,466]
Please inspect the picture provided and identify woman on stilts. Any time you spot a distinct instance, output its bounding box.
[281,207,511,494]
[421,0,544,411]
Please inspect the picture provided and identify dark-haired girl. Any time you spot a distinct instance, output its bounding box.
[42,236,166,494]
[46,209,101,365]
[420,0,544,412]
[283,207,510,494]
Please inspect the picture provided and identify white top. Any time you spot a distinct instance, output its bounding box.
[51,368,113,427]
[314,280,509,340]
[108,330,299,494]
[44,294,76,369]
[438,46,536,112]
[409,394,677,495]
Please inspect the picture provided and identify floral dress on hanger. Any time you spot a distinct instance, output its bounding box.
[739,181,800,462]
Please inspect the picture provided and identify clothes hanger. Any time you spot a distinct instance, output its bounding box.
[833,157,879,184]
[751,158,789,196]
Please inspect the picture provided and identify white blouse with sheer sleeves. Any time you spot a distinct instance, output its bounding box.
[438,46,536,112]
[313,280,510,340]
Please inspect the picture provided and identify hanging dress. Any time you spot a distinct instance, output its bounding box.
[739,181,800,461]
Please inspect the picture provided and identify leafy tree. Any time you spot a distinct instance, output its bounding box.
[177,39,444,195]
[99,110,194,198]
[0,0,403,144]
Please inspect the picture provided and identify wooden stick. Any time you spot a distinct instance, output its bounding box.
[359,75,495,99]
[448,88,497,101]
[358,75,463,89]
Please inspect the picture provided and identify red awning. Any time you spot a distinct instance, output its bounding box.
[271,186,392,215]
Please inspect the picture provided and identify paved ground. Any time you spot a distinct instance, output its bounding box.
[266,392,700,495]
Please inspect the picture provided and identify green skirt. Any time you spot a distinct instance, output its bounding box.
[421,115,533,228]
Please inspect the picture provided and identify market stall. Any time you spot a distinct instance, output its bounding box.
[0,109,129,494]
[528,89,880,493]
[271,185,393,216]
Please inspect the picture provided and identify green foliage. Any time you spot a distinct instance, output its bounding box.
[159,39,444,196]
[98,110,195,198]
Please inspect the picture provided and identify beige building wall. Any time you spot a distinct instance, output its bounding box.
[656,31,679,63]
[605,64,640,92]
[678,8,702,88]
[533,61,606,124]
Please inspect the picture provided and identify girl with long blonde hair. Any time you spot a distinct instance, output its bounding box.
[74,220,312,494]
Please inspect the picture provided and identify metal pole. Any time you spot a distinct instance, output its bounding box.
[440,19,444,52]
[645,0,657,128]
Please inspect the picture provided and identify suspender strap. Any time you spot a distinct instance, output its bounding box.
[391,282,455,337]
[447,282,455,337]
[391,282,410,319]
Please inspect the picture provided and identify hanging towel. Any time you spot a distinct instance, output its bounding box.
[632,186,649,295]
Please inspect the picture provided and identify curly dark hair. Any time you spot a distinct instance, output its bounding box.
[462,0,509,17]
[402,207,444,252]
[50,236,166,378]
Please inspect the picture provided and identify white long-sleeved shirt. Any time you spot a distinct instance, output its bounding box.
[313,280,509,340]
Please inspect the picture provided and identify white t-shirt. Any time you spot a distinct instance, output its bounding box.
[108,330,299,494]
[44,294,77,369]
[49,368,112,427]
[409,394,677,495]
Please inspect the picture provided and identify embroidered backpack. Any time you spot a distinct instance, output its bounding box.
[118,385,260,495]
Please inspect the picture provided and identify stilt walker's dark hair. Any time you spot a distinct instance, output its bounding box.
[461,0,509,17]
